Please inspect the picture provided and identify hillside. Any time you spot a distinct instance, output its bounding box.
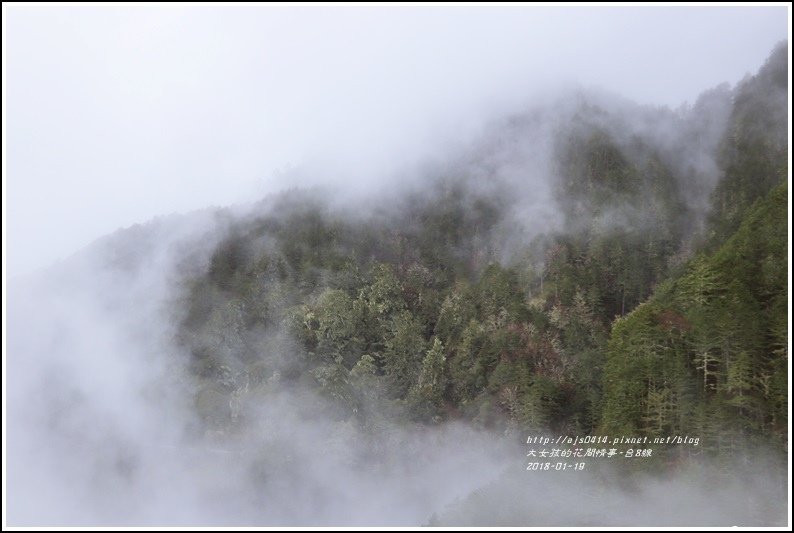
[171,43,788,457]
[7,39,788,528]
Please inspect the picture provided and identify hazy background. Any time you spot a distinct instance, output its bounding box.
[4,4,789,277]
[4,5,790,527]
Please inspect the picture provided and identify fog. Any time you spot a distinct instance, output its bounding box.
[4,4,790,528]
[6,213,787,526]
[4,5,788,277]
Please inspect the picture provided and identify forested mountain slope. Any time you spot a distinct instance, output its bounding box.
[602,181,787,451]
[171,42,788,457]
[7,38,788,529]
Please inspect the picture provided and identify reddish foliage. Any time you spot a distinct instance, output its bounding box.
[656,308,692,332]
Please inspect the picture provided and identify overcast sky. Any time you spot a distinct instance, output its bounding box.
[4,5,789,277]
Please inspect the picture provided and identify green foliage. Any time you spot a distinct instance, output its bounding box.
[408,337,448,421]
[175,45,787,457]
[314,289,365,367]
[434,283,476,344]
[382,310,427,397]
[601,182,788,453]
[709,43,788,244]
[448,318,488,404]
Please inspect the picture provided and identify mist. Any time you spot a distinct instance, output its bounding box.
[4,4,790,528]
[6,218,787,525]
[5,5,788,277]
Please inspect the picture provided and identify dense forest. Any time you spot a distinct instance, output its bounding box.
[8,4,792,524]
[170,42,788,464]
